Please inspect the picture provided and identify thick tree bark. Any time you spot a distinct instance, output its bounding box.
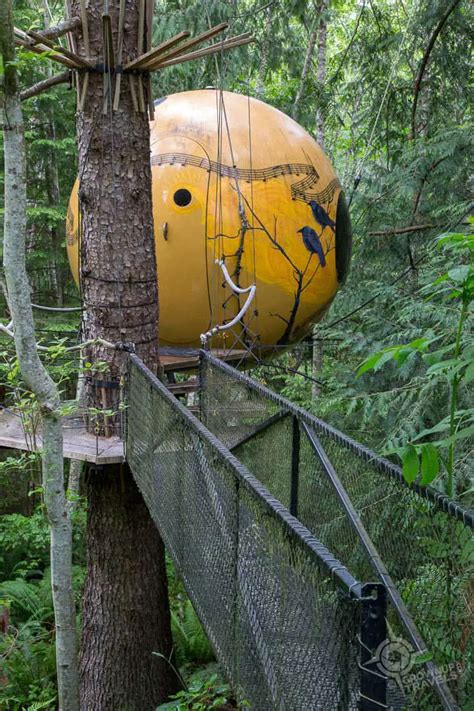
[0,3,79,709]
[68,2,177,707]
[80,465,177,709]
[71,0,159,418]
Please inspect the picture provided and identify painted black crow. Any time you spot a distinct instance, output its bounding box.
[297,227,326,267]
[309,200,335,231]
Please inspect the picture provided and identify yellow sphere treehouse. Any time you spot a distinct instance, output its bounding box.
[67,90,351,350]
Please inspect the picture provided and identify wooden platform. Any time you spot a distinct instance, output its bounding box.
[161,348,249,373]
[0,408,124,465]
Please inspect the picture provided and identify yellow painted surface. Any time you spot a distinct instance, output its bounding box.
[67,90,345,348]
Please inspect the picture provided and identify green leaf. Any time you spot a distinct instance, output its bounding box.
[420,444,439,486]
[448,266,470,283]
[412,419,451,440]
[356,352,383,377]
[401,445,419,484]
[464,361,474,384]
[440,425,474,447]
[413,651,433,665]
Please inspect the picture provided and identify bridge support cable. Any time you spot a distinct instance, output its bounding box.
[126,354,394,709]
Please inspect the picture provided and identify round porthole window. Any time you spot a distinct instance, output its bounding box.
[173,188,192,207]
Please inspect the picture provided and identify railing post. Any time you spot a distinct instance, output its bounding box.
[359,582,387,710]
[290,416,300,517]
[198,350,207,425]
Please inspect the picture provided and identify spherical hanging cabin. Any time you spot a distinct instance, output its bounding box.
[66,90,352,349]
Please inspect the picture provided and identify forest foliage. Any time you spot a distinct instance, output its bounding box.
[0,0,473,708]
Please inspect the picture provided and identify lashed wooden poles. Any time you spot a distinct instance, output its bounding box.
[14,27,78,69]
[145,0,155,119]
[64,0,81,103]
[101,13,114,113]
[125,30,190,72]
[113,0,126,110]
[127,21,229,71]
[15,13,254,118]
[151,34,254,71]
[77,0,90,111]
[27,29,93,69]
[136,0,146,112]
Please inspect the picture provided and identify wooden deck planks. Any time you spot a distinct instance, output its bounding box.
[0,409,124,465]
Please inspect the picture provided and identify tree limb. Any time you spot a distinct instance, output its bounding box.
[410,0,461,139]
[29,16,81,42]
[20,70,71,101]
[368,223,437,236]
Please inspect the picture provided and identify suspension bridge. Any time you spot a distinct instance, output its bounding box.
[123,349,472,711]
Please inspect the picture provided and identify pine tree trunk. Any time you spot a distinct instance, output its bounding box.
[68,2,178,706]
[71,0,159,419]
[80,465,177,709]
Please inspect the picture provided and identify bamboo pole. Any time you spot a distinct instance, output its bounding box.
[14,28,78,69]
[101,14,115,113]
[148,34,254,71]
[146,0,154,119]
[124,30,190,71]
[64,0,81,104]
[78,0,90,111]
[113,0,126,110]
[136,0,146,112]
[137,22,229,71]
[27,29,93,69]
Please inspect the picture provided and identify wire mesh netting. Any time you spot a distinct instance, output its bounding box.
[126,355,379,710]
[199,352,474,710]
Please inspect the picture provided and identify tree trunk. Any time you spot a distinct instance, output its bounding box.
[292,21,318,122]
[71,0,159,419]
[80,465,177,709]
[312,0,328,397]
[68,2,177,706]
[255,6,272,99]
[0,3,79,709]
[43,0,64,306]
[312,336,323,400]
[315,0,328,149]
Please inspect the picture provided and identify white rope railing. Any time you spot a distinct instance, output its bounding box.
[200,260,256,345]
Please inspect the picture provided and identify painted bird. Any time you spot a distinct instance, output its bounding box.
[297,226,326,267]
[309,200,335,232]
